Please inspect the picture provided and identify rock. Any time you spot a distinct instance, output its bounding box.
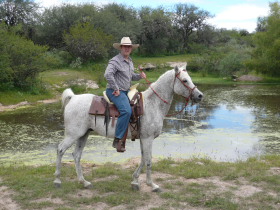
[64,79,99,89]
[196,162,204,166]
[237,75,263,82]
[0,103,2,106]
[231,75,238,80]
[139,63,156,70]
[166,62,187,68]
[85,80,99,89]
[18,101,29,106]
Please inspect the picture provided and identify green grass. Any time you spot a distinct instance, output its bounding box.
[0,155,279,209]
[0,90,53,106]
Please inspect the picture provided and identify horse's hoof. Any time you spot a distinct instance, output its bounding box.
[131,183,140,191]
[84,183,93,189]
[54,182,61,188]
[152,187,162,193]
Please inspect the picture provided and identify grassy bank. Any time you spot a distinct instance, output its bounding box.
[1,54,280,106]
[0,155,279,209]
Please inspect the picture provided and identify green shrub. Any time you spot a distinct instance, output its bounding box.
[217,52,250,76]
[42,49,73,68]
[188,53,220,76]
[0,23,48,90]
[70,57,83,69]
[64,22,113,61]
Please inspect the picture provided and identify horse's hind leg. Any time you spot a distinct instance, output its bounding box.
[72,131,92,189]
[54,135,78,187]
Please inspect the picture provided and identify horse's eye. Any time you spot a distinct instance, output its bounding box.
[183,79,188,83]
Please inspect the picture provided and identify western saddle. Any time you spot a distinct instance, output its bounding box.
[88,84,144,152]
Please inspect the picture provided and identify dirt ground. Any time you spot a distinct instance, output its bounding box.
[1,163,279,210]
[0,178,20,210]
[237,75,263,82]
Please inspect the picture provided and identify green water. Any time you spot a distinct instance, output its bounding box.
[0,84,279,165]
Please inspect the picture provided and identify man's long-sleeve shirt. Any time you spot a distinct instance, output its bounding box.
[104,53,142,91]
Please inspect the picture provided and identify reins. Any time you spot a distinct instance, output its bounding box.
[139,67,170,104]
[139,67,197,117]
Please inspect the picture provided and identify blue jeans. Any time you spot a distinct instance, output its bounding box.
[106,89,132,139]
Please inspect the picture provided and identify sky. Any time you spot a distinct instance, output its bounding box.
[35,0,272,32]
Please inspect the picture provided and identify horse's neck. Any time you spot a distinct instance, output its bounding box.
[143,70,175,116]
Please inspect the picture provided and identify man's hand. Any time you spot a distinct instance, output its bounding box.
[140,71,146,79]
[113,90,120,96]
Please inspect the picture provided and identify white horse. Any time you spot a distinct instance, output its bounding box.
[54,66,203,192]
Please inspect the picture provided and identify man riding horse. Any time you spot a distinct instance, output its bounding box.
[104,37,146,152]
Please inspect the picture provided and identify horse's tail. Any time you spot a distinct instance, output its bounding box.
[62,88,74,110]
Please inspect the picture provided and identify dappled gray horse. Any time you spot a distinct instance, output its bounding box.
[54,66,203,192]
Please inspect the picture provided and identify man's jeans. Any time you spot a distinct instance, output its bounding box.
[106,89,132,139]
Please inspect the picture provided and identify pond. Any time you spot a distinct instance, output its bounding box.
[0,84,279,165]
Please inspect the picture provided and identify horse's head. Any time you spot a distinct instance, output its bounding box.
[173,65,203,103]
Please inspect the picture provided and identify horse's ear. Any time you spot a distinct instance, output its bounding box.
[174,66,179,74]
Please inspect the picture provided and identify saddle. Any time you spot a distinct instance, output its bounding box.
[88,84,144,152]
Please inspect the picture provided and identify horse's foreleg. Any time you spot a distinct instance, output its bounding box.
[143,137,161,192]
[131,140,145,190]
[72,131,92,189]
[54,135,77,187]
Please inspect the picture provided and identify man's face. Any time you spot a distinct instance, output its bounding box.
[120,45,132,57]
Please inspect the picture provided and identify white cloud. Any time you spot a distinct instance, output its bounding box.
[208,3,269,32]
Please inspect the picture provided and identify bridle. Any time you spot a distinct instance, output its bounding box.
[139,67,197,117]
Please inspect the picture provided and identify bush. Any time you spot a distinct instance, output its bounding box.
[64,22,113,61]
[217,52,250,76]
[42,49,73,69]
[0,51,13,90]
[188,53,220,76]
[0,23,48,90]
[70,57,83,69]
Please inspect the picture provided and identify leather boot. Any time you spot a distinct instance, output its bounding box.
[112,137,120,148]
[117,140,126,152]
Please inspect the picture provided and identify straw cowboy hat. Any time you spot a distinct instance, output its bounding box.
[113,37,139,50]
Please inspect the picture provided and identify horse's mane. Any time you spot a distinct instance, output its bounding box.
[142,69,175,94]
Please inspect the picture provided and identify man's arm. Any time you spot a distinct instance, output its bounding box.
[131,66,146,80]
[104,61,119,91]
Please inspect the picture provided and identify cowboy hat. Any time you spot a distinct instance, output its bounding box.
[113,37,139,50]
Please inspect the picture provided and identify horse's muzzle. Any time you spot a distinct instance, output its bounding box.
[192,90,204,103]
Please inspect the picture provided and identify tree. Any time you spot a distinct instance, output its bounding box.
[63,22,113,61]
[138,7,172,55]
[256,17,268,32]
[34,4,97,48]
[93,4,141,45]
[0,0,38,26]
[248,2,280,76]
[173,4,213,50]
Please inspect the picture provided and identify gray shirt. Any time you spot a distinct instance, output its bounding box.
[104,53,142,91]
